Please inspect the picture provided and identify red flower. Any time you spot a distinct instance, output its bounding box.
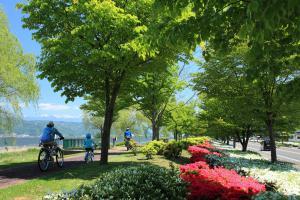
[180,162,266,200]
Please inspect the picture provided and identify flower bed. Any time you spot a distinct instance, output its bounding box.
[181,142,266,200]
[180,162,265,200]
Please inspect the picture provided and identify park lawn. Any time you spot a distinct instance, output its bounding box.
[0,148,84,170]
[0,151,190,200]
[0,148,39,169]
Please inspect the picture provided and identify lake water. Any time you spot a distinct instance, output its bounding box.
[0,137,40,147]
[0,136,152,147]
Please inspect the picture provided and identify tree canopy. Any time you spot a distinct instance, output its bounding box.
[0,8,39,131]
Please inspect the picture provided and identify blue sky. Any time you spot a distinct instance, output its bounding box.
[0,0,199,122]
[0,0,84,122]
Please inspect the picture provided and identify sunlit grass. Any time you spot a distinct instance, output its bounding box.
[0,151,190,200]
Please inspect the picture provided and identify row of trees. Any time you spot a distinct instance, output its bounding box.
[19,0,200,164]
[19,0,300,163]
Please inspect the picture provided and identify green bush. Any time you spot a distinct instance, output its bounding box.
[180,136,210,149]
[163,141,183,159]
[44,165,188,200]
[115,141,125,146]
[141,140,167,159]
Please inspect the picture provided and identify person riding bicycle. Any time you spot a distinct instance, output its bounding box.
[40,121,64,146]
[84,133,95,161]
[124,128,132,150]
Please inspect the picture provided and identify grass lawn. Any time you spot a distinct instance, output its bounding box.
[0,148,84,170]
[0,151,190,200]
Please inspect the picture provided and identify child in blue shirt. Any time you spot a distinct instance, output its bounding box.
[84,133,95,161]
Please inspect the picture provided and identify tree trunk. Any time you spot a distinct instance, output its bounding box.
[266,112,277,163]
[236,128,251,152]
[174,128,178,141]
[152,121,160,141]
[100,106,114,164]
[100,73,123,165]
[233,137,236,148]
[226,136,230,145]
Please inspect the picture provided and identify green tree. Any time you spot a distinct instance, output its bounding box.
[195,41,300,160]
[19,0,183,163]
[193,45,262,151]
[246,33,300,162]
[0,8,39,131]
[165,100,202,141]
[19,0,161,164]
[131,65,184,140]
[113,107,150,141]
[147,0,300,58]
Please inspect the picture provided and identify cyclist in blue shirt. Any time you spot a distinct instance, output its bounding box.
[40,121,64,145]
[84,133,95,161]
[124,128,132,150]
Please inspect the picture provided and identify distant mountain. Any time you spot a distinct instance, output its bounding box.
[0,120,97,137]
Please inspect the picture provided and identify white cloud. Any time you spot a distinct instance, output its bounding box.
[39,103,70,111]
[40,113,81,120]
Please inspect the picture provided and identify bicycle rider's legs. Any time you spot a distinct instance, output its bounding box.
[85,148,93,160]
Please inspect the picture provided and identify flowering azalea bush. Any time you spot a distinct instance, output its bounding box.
[188,145,222,163]
[180,161,266,200]
[196,141,215,149]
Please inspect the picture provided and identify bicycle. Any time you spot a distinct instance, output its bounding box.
[38,138,64,172]
[85,148,94,163]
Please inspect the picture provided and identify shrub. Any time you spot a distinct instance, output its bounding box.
[115,141,125,146]
[163,141,183,159]
[180,162,266,200]
[141,145,157,159]
[180,136,210,149]
[141,140,167,159]
[188,145,222,163]
[44,165,188,200]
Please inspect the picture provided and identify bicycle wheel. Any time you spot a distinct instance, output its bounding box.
[38,148,50,172]
[86,152,92,163]
[56,148,64,168]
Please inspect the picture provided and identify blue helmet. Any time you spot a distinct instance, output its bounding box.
[86,133,91,139]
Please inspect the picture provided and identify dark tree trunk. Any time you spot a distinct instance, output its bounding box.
[266,112,277,163]
[233,137,236,148]
[226,136,230,145]
[100,105,114,164]
[236,127,251,152]
[174,128,178,141]
[100,72,123,165]
[152,121,160,141]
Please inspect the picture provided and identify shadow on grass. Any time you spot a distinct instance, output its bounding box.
[39,160,153,182]
[166,156,190,166]
[0,151,153,182]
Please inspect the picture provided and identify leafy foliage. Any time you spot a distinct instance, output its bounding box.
[141,140,166,159]
[0,8,39,131]
[44,165,187,200]
[180,161,266,200]
[163,141,183,159]
[131,65,184,140]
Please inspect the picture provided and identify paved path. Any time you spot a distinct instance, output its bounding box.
[0,147,127,189]
[234,141,300,169]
